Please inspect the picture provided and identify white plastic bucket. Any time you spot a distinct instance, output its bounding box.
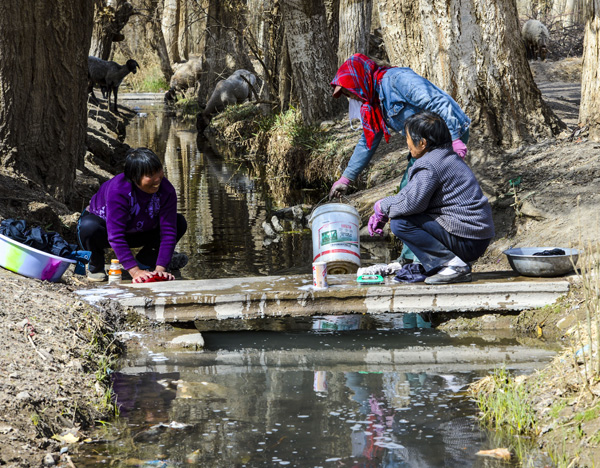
[0,233,76,282]
[308,202,361,274]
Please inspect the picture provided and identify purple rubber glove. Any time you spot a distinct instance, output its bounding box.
[368,200,389,237]
[329,176,351,200]
[452,138,468,159]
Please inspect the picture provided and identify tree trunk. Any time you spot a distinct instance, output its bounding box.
[0,0,94,202]
[376,0,565,148]
[162,0,181,63]
[564,0,577,26]
[199,0,254,103]
[337,0,372,65]
[580,0,600,140]
[261,0,282,105]
[279,34,292,111]
[178,0,189,60]
[281,0,340,124]
[146,0,174,82]
[324,0,340,57]
[89,0,134,60]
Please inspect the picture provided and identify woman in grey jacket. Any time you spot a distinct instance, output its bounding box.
[368,111,494,285]
[330,54,471,264]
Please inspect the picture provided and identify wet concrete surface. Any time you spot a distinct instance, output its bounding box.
[75,270,572,324]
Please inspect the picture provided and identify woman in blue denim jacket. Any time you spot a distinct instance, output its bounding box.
[330,54,471,264]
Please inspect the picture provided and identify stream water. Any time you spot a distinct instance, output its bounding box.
[73,98,557,467]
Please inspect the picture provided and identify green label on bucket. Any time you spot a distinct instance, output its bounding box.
[321,230,338,245]
[321,227,356,246]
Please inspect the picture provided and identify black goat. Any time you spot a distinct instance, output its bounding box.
[88,56,140,114]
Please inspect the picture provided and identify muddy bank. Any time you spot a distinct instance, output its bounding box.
[0,99,137,467]
[0,267,125,467]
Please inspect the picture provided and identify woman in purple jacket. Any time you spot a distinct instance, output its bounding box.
[78,148,187,283]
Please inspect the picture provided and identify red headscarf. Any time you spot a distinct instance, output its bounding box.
[331,54,391,149]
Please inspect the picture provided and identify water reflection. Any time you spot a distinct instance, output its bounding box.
[125,105,315,279]
[75,320,543,467]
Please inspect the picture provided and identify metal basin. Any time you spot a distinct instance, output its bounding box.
[503,247,580,277]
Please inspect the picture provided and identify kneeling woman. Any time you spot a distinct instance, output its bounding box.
[78,147,187,283]
[368,111,494,284]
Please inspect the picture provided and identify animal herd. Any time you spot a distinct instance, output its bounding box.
[88,18,549,118]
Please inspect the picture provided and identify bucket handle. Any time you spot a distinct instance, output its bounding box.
[309,195,356,220]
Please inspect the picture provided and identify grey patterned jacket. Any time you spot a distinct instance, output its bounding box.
[379,145,495,240]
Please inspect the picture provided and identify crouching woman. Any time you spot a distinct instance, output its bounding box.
[78,147,188,283]
[369,111,494,284]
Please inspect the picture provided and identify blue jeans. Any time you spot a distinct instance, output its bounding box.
[390,214,491,274]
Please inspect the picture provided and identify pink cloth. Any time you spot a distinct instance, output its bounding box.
[452,139,468,159]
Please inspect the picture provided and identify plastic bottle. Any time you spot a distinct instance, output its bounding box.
[108,259,122,285]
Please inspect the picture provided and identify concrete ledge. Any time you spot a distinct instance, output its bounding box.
[76,271,572,323]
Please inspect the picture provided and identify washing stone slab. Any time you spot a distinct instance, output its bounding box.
[75,270,572,324]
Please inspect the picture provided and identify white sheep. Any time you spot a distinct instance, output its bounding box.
[522,19,550,61]
[165,56,203,102]
[88,56,140,114]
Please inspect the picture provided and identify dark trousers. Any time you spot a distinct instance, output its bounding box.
[390,214,490,274]
[77,211,187,273]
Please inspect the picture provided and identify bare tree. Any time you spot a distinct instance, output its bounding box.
[0,0,94,202]
[580,0,600,140]
[281,0,340,124]
[178,0,190,60]
[564,0,578,25]
[337,0,372,65]
[376,0,565,149]
[162,0,181,62]
[144,0,174,82]
[90,0,135,60]
[198,0,254,100]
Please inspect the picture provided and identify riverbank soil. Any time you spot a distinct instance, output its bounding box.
[0,268,125,467]
[0,100,133,467]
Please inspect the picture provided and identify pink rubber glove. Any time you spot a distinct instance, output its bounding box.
[329,176,351,200]
[452,139,468,159]
[367,200,389,236]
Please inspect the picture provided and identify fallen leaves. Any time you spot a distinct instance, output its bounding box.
[476,447,512,460]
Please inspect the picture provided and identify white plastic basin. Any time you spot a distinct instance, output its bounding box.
[0,233,76,282]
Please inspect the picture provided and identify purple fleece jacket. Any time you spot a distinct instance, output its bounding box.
[88,173,178,270]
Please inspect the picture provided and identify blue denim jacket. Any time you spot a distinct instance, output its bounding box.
[342,67,471,181]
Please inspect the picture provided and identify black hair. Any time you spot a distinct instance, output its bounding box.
[124,147,163,185]
[404,111,452,151]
